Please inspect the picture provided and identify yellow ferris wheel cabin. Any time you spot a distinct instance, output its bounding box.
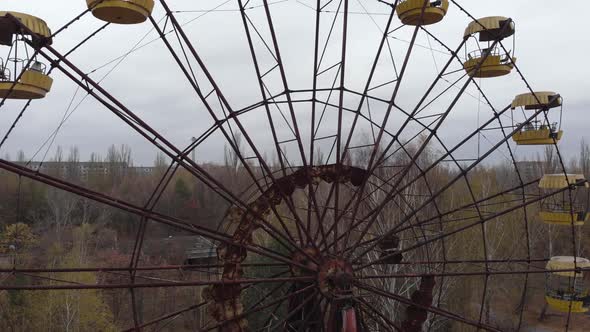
[538,174,587,190]
[511,92,564,145]
[463,16,516,78]
[87,0,155,25]
[545,256,590,313]
[396,0,449,26]
[0,12,53,100]
[539,174,588,225]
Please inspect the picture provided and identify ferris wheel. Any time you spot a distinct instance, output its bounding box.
[0,1,588,331]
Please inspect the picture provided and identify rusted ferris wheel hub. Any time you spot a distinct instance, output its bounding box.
[206,164,371,330]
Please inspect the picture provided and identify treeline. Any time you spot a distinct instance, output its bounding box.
[0,140,589,331]
[0,144,240,330]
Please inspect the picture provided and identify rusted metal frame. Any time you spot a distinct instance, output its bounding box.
[358,267,590,279]
[18,272,84,286]
[398,152,447,270]
[22,269,187,289]
[308,0,328,248]
[149,14,306,248]
[375,133,448,258]
[0,263,281,274]
[389,178,538,238]
[0,160,315,272]
[0,276,315,291]
[371,258,550,267]
[355,282,502,332]
[340,1,435,255]
[254,0,332,250]
[208,283,311,331]
[344,34,495,260]
[130,130,212,272]
[49,0,107,38]
[357,297,400,332]
[465,80,536,331]
[27,43,235,224]
[254,282,299,331]
[331,0,350,254]
[318,167,413,251]
[427,27,555,324]
[342,85,452,260]
[421,22,533,251]
[33,40,310,267]
[425,133,492,327]
[352,165,434,263]
[331,142,537,254]
[358,306,395,332]
[327,0,396,256]
[315,0,344,74]
[267,289,320,331]
[318,297,331,332]
[242,282,294,331]
[0,99,32,150]
[360,160,532,268]
[348,28,517,260]
[312,98,398,138]
[311,94,436,249]
[324,185,416,253]
[295,292,325,332]
[128,148,193,330]
[315,182,366,249]
[344,87,447,132]
[413,71,469,118]
[303,86,450,131]
[243,272,292,331]
[321,112,446,252]
[202,281,307,331]
[350,109,543,265]
[368,78,398,93]
[515,99,576,332]
[158,2,319,254]
[236,1,313,244]
[121,301,208,332]
[336,1,397,174]
[242,12,279,63]
[494,35,580,328]
[152,15,309,251]
[344,72,472,219]
[316,172,398,250]
[354,91,443,134]
[99,269,202,285]
[317,61,342,77]
[358,183,577,271]
[122,269,291,331]
[253,302,284,332]
[232,90,285,116]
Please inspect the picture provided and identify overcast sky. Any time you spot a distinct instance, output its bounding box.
[0,0,587,167]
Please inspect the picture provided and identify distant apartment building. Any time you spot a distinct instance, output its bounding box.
[515,161,543,183]
[16,161,156,180]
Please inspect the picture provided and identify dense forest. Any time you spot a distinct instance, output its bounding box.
[0,140,589,331]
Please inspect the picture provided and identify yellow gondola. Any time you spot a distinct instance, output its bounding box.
[511,92,564,145]
[396,0,449,26]
[545,256,590,313]
[463,16,516,78]
[87,0,155,25]
[538,174,588,226]
[0,12,53,100]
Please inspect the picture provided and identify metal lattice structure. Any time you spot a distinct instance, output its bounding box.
[0,1,588,331]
